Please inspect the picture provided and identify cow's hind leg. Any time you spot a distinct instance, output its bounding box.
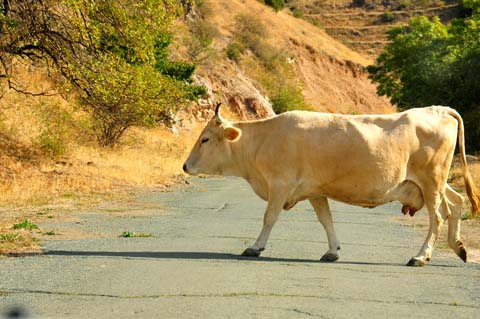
[407,190,448,267]
[309,197,340,262]
[241,186,288,257]
[446,184,468,262]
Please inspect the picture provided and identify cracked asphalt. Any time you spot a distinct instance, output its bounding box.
[1,177,479,318]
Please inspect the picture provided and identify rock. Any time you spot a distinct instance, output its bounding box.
[189,66,275,121]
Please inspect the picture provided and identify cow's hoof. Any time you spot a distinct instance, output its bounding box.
[241,248,261,257]
[320,253,339,262]
[454,240,467,263]
[457,246,467,263]
[406,257,426,267]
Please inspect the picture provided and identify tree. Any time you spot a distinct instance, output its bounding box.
[367,1,480,150]
[0,0,205,146]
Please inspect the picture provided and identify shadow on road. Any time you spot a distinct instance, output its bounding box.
[43,250,412,267]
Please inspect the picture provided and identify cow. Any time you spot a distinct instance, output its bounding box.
[183,103,480,266]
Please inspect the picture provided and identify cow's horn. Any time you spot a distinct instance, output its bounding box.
[215,102,221,115]
[214,102,224,124]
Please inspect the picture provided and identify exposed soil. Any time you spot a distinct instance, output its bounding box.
[200,0,395,114]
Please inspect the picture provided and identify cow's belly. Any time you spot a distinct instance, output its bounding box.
[291,176,424,211]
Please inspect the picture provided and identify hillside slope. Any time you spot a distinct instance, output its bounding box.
[288,0,462,58]
[189,0,393,115]
[0,0,395,207]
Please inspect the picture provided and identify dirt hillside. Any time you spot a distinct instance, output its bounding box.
[288,0,462,58]
[190,0,394,115]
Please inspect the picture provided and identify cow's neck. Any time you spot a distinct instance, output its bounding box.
[224,121,262,181]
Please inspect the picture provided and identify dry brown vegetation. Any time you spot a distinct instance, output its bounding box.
[0,66,205,254]
[0,69,201,204]
[190,0,394,115]
[288,0,461,58]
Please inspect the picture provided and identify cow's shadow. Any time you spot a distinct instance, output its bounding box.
[41,250,460,268]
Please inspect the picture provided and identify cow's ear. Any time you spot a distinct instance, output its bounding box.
[223,126,242,142]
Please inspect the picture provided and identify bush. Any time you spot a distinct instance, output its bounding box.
[33,101,82,158]
[232,14,308,114]
[381,12,396,23]
[226,42,242,61]
[233,13,281,67]
[35,131,66,158]
[259,0,286,12]
[291,7,304,18]
[185,19,219,61]
[234,13,269,46]
[271,85,309,114]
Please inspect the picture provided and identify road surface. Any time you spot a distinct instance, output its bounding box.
[1,177,479,318]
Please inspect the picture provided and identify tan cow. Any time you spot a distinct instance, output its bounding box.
[183,103,480,266]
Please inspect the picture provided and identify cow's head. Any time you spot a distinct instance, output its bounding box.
[183,103,242,176]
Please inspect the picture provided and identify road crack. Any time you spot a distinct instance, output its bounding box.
[1,288,478,309]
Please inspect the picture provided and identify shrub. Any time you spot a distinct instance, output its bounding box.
[233,14,281,67]
[261,0,286,12]
[185,19,219,61]
[271,85,309,114]
[381,12,396,23]
[226,42,242,61]
[234,13,268,47]
[12,220,38,230]
[35,130,66,158]
[352,0,366,7]
[291,7,304,18]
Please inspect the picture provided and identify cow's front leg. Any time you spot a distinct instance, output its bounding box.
[242,187,288,257]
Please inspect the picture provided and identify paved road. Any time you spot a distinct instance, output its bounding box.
[1,177,479,318]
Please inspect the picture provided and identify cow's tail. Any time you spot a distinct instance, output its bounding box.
[447,108,480,218]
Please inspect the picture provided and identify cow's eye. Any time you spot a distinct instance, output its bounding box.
[201,137,209,144]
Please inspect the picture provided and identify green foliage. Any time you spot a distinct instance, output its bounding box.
[233,14,281,68]
[35,131,66,158]
[233,13,308,114]
[120,231,135,238]
[381,11,396,23]
[258,0,286,12]
[33,101,86,158]
[270,85,309,114]
[120,231,152,238]
[185,19,218,61]
[0,233,20,242]
[463,0,480,13]
[368,12,480,150]
[12,220,38,230]
[75,54,191,146]
[291,7,304,19]
[226,42,242,61]
[234,13,269,48]
[0,0,205,146]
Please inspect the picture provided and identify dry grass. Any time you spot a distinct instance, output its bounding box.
[0,127,199,205]
[449,161,480,191]
[0,232,41,255]
[0,123,200,254]
[0,63,203,205]
[201,0,394,114]
[447,160,480,260]
[0,65,205,254]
